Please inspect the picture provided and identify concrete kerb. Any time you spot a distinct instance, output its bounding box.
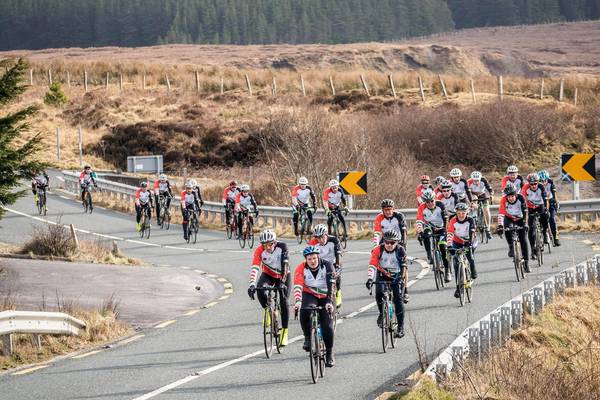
[425,255,599,384]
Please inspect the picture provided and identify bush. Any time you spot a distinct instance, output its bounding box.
[44,82,68,107]
[22,223,76,257]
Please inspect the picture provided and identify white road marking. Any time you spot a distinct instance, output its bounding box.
[12,365,49,375]
[224,289,233,294]
[72,350,103,359]
[218,295,230,301]
[154,320,176,329]
[203,302,218,308]
[183,309,201,316]
[126,239,160,247]
[118,334,145,345]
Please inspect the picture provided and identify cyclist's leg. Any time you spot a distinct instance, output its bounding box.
[278,273,292,329]
[80,187,85,202]
[237,211,244,236]
[225,202,232,225]
[155,194,161,222]
[518,220,529,261]
[439,237,451,279]
[467,246,477,278]
[147,204,152,220]
[391,281,404,330]
[135,205,142,223]
[549,201,559,244]
[527,212,536,253]
[255,273,271,309]
[422,230,433,263]
[337,210,346,232]
[540,206,550,242]
[307,208,313,228]
[292,208,299,235]
[318,298,334,349]
[375,274,385,316]
[504,219,515,257]
[327,211,334,234]
[182,207,190,239]
[299,293,318,350]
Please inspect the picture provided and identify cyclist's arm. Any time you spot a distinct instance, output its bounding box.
[415,204,426,233]
[446,217,456,244]
[463,179,473,202]
[367,247,380,281]
[135,189,141,206]
[291,186,299,207]
[340,192,347,208]
[293,263,305,307]
[250,195,258,212]
[332,237,342,267]
[439,202,448,227]
[482,177,492,196]
[309,188,317,208]
[324,261,336,303]
[280,242,290,279]
[322,189,330,210]
[249,246,262,286]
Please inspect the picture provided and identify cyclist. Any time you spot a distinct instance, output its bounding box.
[449,168,472,204]
[365,230,407,338]
[447,203,477,298]
[497,183,530,272]
[189,179,205,209]
[437,180,458,220]
[322,179,348,236]
[248,230,291,347]
[223,180,239,227]
[292,176,317,236]
[180,181,201,241]
[308,224,343,308]
[153,173,173,225]
[501,165,524,191]
[416,190,451,282]
[79,165,97,206]
[415,175,433,206]
[235,184,258,238]
[433,176,446,196]
[468,171,493,240]
[294,246,336,367]
[135,182,154,232]
[31,169,50,207]
[539,170,560,246]
[373,199,407,248]
[521,173,550,258]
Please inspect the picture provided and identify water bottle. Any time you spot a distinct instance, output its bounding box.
[389,303,394,319]
[317,326,322,340]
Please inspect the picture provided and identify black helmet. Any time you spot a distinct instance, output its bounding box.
[528,173,540,183]
[141,181,148,188]
[381,199,395,209]
[383,230,401,242]
[421,189,435,202]
[503,183,517,196]
[455,203,468,212]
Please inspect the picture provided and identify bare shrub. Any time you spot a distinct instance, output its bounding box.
[22,223,77,258]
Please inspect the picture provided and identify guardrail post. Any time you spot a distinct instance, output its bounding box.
[522,292,534,315]
[596,258,600,287]
[452,345,464,366]
[468,327,480,361]
[576,264,587,286]
[2,334,13,356]
[31,333,42,350]
[511,300,522,329]
[544,280,555,304]
[533,287,543,314]
[555,274,566,294]
[499,306,511,344]
[587,259,597,284]
[565,269,575,288]
[490,312,501,346]
[435,363,447,383]
[479,320,490,357]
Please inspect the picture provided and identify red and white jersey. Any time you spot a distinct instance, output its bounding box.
[293,260,333,302]
[437,192,458,216]
[416,202,445,230]
[415,184,433,205]
[323,188,344,208]
[501,175,524,191]
[79,171,94,184]
[498,194,527,225]
[451,178,469,200]
[235,193,255,210]
[292,185,313,205]
[447,216,475,245]
[222,186,239,203]
[135,188,151,205]
[180,190,197,206]
[467,178,491,197]
[308,237,340,266]
[249,242,288,283]
[367,245,407,280]
[153,180,171,194]
[521,183,546,208]
[373,212,402,235]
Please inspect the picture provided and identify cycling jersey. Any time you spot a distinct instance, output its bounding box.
[180,190,199,207]
[153,180,173,195]
[416,201,447,230]
[450,178,472,202]
[308,236,341,266]
[294,259,335,301]
[367,244,407,280]
[415,183,433,204]
[467,178,492,198]
[447,216,475,245]
[135,189,152,206]
[501,175,524,191]
[235,192,257,211]
[79,170,96,185]
[521,183,547,209]
[437,191,458,216]
[498,194,527,226]
[542,179,557,201]
[32,174,49,188]
[249,242,289,284]
[323,188,346,208]
[292,185,316,206]
[222,186,240,204]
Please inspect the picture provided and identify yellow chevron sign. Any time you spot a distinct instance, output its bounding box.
[561,154,596,182]
[338,171,367,195]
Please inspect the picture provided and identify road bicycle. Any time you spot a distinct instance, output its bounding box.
[256,286,283,358]
[300,306,327,384]
[530,211,545,267]
[81,183,96,213]
[473,197,490,244]
[505,225,525,281]
[35,186,48,216]
[370,280,402,352]
[453,247,473,307]
[424,226,446,291]
[296,205,313,244]
[157,194,171,230]
[329,207,348,249]
[225,202,237,239]
[238,209,256,249]
[185,208,200,244]
[139,204,152,239]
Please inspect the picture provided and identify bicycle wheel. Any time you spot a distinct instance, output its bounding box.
[465,262,472,303]
[389,305,397,349]
[38,193,46,215]
[297,213,305,244]
[192,217,198,244]
[459,259,466,307]
[535,226,543,267]
[274,303,282,354]
[226,221,232,239]
[164,209,170,230]
[318,335,325,378]
[238,221,246,248]
[83,192,89,213]
[513,241,522,282]
[145,218,151,239]
[381,302,389,353]
[337,219,347,249]
[263,307,274,359]
[87,192,93,214]
[433,244,441,291]
[248,222,255,249]
[310,327,319,384]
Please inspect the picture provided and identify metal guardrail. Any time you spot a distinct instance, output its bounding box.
[61,171,600,231]
[425,254,600,382]
[1,311,86,355]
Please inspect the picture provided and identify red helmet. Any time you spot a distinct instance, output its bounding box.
[229,180,237,186]
[421,175,430,183]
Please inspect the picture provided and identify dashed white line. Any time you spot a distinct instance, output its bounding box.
[203,301,218,308]
[118,334,145,345]
[72,350,103,359]
[12,365,50,375]
[154,320,176,329]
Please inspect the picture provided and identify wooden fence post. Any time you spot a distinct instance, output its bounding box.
[220,76,224,94]
[142,73,147,90]
[66,71,71,88]
[418,76,425,102]
[438,75,448,100]
[574,88,578,106]
[30,69,34,86]
[48,69,52,86]
[105,72,109,89]
[165,74,171,92]
[329,76,336,96]
[559,78,565,102]
[360,74,371,97]
[272,76,277,96]
[119,74,123,91]
[540,78,544,99]
[300,74,306,97]
[69,224,80,250]
[84,71,88,92]
[497,75,504,101]
[195,71,200,93]
[388,75,396,98]
[245,74,253,95]
[470,79,476,103]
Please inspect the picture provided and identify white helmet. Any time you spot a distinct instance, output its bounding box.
[298,176,308,185]
[449,168,462,178]
[259,230,276,243]
[185,182,193,189]
[240,184,250,191]
[470,171,482,180]
[507,165,518,174]
[329,179,339,187]
[187,179,197,187]
[159,173,167,181]
[312,224,328,237]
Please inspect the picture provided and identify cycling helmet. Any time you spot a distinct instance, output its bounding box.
[240,184,250,191]
[528,173,539,183]
[470,171,482,180]
[449,168,462,178]
[303,245,320,258]
[503,183,517,196]
[329,179,339,187]
[538,170,550,181]
[312,224,328,237]
[84,165,91,169]
[140,182,148,188]
[421,189,435,202]
[435,176,445,186]
[188,179,198,187]
[455,203,468,212]
[381,199,395,209]
[229,180,237,186]
[185,182,193,189]
[159,173,167,181]
[421,175,430,183]
[507,165,518,174]
[298,176,308,185]
[259,230,276,243]
[441,180,452,190]
[383,230,401,242]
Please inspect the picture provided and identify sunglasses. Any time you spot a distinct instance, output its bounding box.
[442,189,451,192]
[263,241,275,246]
[384,240,397,245]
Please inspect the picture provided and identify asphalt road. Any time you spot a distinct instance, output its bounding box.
[0,185,597,400]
